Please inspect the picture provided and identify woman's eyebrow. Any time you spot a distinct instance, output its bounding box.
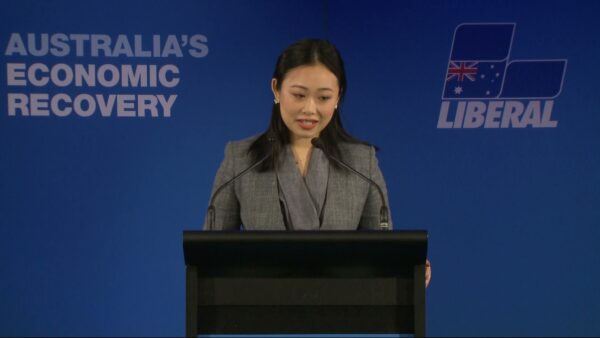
[290,84,333,92]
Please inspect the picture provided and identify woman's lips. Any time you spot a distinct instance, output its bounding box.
[297,119,318,130]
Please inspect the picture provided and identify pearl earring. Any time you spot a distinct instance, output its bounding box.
[274,99,279,104]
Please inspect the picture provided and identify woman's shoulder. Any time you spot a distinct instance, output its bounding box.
[338,141,375,158]
[336,141,376,171]
[225,134,260,154]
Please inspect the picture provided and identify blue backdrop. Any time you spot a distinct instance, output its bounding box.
[1,0,599,336]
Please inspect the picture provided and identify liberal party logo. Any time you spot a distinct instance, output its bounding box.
[438,23,567,128]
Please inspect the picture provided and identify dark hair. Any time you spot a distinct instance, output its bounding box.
[249,38,370,171]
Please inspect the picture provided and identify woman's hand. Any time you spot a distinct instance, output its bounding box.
[425,259,432,288]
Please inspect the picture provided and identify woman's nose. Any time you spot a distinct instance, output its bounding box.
[303,97,317,115]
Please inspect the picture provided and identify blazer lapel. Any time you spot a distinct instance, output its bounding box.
[240,170,286,230]
[320,164,364,230]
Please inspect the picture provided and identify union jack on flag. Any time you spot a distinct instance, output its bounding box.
[446,62,479,82]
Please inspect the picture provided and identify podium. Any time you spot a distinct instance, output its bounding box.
[183,230,428,337]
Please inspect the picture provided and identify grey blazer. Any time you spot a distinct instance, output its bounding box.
[203,136,393,231]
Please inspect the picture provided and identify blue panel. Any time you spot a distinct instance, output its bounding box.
[500,60,567,98]
[451,23,514,61]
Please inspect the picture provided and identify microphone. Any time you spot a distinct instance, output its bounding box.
[206,134,276,230]
[311,138,390,230]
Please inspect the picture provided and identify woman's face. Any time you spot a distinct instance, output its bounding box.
[272,63,340,143]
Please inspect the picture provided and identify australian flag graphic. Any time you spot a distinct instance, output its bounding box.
[443,23,567,99]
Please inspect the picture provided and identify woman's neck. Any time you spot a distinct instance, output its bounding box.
[290,135,314,150]
[290,137,314,176]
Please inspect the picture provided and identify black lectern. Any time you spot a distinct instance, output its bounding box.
[183,230,428,337]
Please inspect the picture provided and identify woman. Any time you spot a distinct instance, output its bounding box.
[204,39,391,231]
[204,39,431,287]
